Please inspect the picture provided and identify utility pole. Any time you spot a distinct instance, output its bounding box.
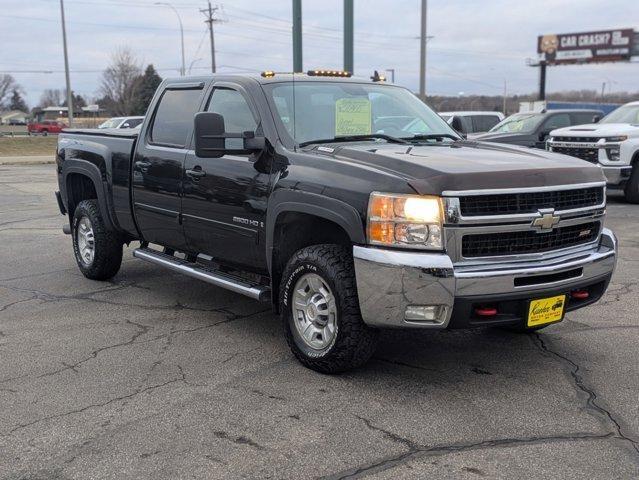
[600,81,606,102]
[343,0,353,73]
[59,0,73,126]
[419,0,427,100]
[292,0,302,72]
[502,79,507,114]
[200,2,219,73]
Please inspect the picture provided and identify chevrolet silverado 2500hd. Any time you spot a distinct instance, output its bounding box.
[55,72,617,373]
[547,101,639,203]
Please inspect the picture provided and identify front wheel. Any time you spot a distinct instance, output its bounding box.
[624,164,639,204]
[280,244,378,374]
[72,199,123,280]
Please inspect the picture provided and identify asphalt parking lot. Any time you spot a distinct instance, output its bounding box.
[1,163,638,479]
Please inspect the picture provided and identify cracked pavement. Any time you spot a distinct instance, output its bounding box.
[0,164,638,479]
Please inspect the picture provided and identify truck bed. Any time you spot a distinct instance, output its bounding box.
[58,129,139,237]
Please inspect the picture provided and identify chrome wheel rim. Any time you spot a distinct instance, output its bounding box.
[291,273,337,350]
[76,216,95,266]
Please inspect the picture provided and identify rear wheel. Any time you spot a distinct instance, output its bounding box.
[280,244,378,374]
[624,163,639,203]
[72,200,123,280]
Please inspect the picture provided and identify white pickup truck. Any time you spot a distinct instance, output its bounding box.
[547,101,639,203]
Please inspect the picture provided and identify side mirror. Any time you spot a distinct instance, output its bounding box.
[592,115,602,123]
[122,123,130,128]
[194,112,265,158]
[539,128,552,141]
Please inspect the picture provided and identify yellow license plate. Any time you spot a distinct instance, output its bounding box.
[527,295,566,327]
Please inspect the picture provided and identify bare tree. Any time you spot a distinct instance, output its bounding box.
[39,89,64,108]
[99,47,142,115]
[0,74,20,109]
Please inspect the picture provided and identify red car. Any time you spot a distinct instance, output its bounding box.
[28,120,67,135]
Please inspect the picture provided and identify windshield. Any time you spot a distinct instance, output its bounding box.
[489,113,543,134]
[98,118,123,129]
[264,81,458,146]
[600,104,639,124]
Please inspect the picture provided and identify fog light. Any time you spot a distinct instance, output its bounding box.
[404,305,446,323]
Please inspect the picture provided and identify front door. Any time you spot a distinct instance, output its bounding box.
[182,84,272,271]
[132,85,205,250]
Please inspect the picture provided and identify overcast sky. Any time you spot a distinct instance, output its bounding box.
[1,0,637,107]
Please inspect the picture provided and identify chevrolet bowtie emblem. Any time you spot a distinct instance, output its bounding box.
[532,210,560,231]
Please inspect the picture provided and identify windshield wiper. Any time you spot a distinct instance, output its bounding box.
[299,134,408,148]
[401,133,460,142]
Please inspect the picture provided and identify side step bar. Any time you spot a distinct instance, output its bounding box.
[133,247,270,302]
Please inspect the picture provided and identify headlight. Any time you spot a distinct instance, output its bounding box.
[367,192,443,250]
[606,136,627,142]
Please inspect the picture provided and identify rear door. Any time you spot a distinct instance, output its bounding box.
[132,83,205,250]
[182,82,272,270]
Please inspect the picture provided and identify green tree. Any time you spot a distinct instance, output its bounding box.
[132,64,162,115]
[62,91,87,110]
[9,88,28,112]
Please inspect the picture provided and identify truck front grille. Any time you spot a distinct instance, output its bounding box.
[459,186,604,216]
[552,136,600,143]
[461,222,599,258]
[550,146,599,163]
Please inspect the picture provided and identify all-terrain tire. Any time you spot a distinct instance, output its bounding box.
[72,199,123,280]
[624,163,639,204]
[280,244,378,374]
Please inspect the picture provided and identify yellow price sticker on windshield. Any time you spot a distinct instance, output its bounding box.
[335,98,371,136]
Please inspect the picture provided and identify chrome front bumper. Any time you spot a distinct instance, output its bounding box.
[353,228,617,329]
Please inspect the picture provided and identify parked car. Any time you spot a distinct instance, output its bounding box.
[547,101,639,202]
[439,111,504,135]
[98,116,144,129]
[55,72,616,373]
[27,120,66,135]
[474,109,603,149]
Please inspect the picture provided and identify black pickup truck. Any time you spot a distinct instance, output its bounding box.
[55,71,617,373]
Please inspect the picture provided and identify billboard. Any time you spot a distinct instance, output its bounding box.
[538,29,634,65]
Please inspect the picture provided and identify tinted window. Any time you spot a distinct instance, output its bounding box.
[471,115,500,132]
[571,112,599,125]
[150,88,202,146]
[207,88,257,133]
[542,113,571,131]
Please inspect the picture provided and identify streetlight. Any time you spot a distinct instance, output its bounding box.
[155,2,185,76]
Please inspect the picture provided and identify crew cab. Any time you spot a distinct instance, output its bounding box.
[474,109,603,148]
[55,72,617,373]
[28,120,66,135]
[547,101,639,203]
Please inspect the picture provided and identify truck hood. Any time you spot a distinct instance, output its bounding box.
[322,141,605,195]
[470,132,532,144]
[550,123,639,137]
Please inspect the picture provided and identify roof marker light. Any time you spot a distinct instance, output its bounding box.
[307,69,352,77]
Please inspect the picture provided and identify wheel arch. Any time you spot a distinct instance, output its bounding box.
[62,160,116,231]
[266,189,366,310]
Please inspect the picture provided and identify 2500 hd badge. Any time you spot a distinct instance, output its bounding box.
[54,70,618,373]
